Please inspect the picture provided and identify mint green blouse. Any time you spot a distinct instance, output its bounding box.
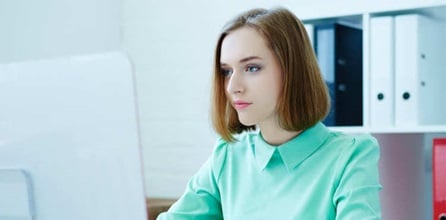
[157,122,382,220]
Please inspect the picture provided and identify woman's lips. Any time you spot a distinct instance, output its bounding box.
[233,100,252,110]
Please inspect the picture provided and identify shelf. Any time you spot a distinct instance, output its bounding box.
[328,125,446,134]
[368,125,446,134]
[303,14,363,28]
[369,4,446,20]
[296,1,446,21]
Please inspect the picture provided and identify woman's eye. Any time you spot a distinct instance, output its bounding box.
[245,65,261,73]
[220,68,233,76]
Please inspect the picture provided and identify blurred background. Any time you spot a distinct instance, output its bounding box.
[2,1,445,219]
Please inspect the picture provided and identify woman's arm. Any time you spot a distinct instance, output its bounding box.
[157,139,227,220]
[333,135,382,220]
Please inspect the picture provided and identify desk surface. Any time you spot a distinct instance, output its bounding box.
[147,198,176,220]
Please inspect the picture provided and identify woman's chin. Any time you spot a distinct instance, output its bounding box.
[238,117,256,127]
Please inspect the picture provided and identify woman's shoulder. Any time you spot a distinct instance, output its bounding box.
[213,131,256,151]
[209,132,255,180]
[326,131,380,165]
[327,131,379,150]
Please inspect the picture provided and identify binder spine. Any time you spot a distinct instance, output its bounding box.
[433,138,446,220]
[394,14,444,126]
[394,14,419,126]
[369,16,395,127]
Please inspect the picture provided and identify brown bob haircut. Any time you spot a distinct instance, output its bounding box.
[211,7,330,142]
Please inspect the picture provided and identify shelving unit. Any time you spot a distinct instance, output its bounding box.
[304,4,446,132]
[300,2,446,219]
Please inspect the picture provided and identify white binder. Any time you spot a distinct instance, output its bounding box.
[394,14,445,126]
[369,16,395,127]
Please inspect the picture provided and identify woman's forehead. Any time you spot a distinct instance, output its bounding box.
[220,27,272,65]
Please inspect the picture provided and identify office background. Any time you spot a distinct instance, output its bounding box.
[1,0,445,219]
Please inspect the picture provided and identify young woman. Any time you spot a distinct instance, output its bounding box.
[157,7,382,220]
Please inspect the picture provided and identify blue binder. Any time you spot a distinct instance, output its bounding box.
[314,23,363,126]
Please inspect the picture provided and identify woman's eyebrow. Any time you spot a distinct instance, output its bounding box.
[239,56,262,63]
[220,56,262,66]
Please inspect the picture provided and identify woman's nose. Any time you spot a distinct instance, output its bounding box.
[226,71,244,94]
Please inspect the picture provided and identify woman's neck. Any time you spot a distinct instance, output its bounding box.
[258,121,301,146]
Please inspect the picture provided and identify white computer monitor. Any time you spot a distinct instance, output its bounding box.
[0,51,148,220]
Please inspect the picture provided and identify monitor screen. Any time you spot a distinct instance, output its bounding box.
[0,52,148,220]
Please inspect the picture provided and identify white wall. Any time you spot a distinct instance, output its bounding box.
[0,0,121,63]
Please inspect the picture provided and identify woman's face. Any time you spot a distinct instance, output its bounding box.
[220,26,283,127]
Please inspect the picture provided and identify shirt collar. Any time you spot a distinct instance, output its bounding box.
[252,122,330,171]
